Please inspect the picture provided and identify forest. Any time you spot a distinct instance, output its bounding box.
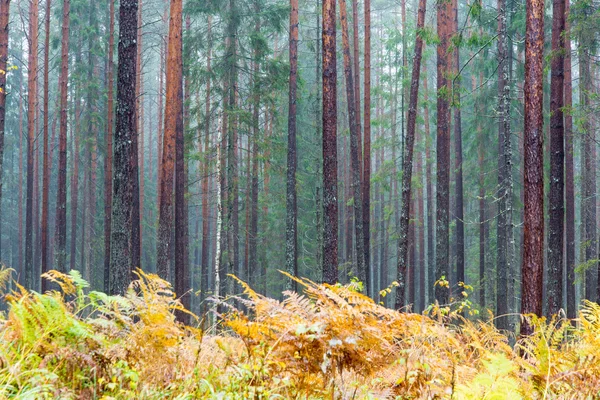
[0,0,599,395]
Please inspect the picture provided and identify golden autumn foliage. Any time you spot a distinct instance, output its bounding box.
[0,267,599,398]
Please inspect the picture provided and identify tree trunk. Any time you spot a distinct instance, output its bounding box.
[40,0,50,289]
[25,0,39,288]
[564,0,575,318]
[17,79,23,281]
[110,0,139,295]
[339,0,365,287]
[69,81,80,273]
[201,16,212,299]
[322,0,338,285]
[286,0,299,290]
[136,0,144,268]
[435,0,452,304]
[453,0,464,289]
[395,0,426,310]
[104,0,115,292]
[157,0,181,281]
[362,0,371,295]
[521,0,545,335]
[172,0,188,320]
[0,0,8,264]
[474,71,485,307]
[547,0,565,316]
[423,70,434,304]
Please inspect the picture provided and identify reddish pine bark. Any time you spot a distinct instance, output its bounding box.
[362,0,371,295]
[521,0,545,335]
[0,0,9,264]
[435,0,452,304]
[339,0,365,286]
[453,0,464,288]
[322,0,338,285]
[351,0,361,179]
[40,0,50,290]
[564,0,575,318]
[156,0,180,281]
[55,0,71,271]
[547,0,565,316]
[286,0,299,289]
[25,0,39,288]
[171,0,188,319]
[395,0,426,310]
[104,0,115,291]
[110,0,139,295]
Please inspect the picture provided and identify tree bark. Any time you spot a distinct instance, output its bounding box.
[521,0,545,335]
[322,0,338,285]
[362,0,371,296]
[201,16,212,299]
[172,0,188,320]
[157,0,181,282]
[564,0,575,318]
[110,0,138,295]
[104,0,115,292]
[435,0,452,305]
[40,0,50,289]
[339,0,365,287]
[395,0,426,310]
[453,0,464,289]
[286,0,299,290]
[547,0,565,316]
[0,0,8,264]
[25,0,39,288]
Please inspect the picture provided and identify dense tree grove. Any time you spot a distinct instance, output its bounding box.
[0,0,599,332]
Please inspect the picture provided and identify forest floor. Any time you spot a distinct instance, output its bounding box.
[0,268,598,399]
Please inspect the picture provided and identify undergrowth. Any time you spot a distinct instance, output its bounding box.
[0,268,598,399]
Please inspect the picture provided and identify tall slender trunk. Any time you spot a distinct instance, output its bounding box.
[395,0,426,310]
[564,0,575,318]
[286,0,299,289]
[435,0,452,304]
[423,70,434,304]
[249,12,260,287]
[322,0,338,284]
[69,83,80,272]
[17,80,23,281]
[172,0,188,318]
[25,0,39,288]
[315,1,323,275]
[351,0,361,178]
[496,0,514,330]
[157,0,180,281]
[474,71,485,307]
[547,0,565,316]
[521,0,545,335]
[137,0,144,267]
[110,0,139,294]
[362,0,371,295]
[104,0,115,291]
[453,0,464,288]
[56,0,70,275]
[40,0,50,288]
[581,48,596,301]
[0,0,8,264]
[201,16,212,299]
[339,0,365,286]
